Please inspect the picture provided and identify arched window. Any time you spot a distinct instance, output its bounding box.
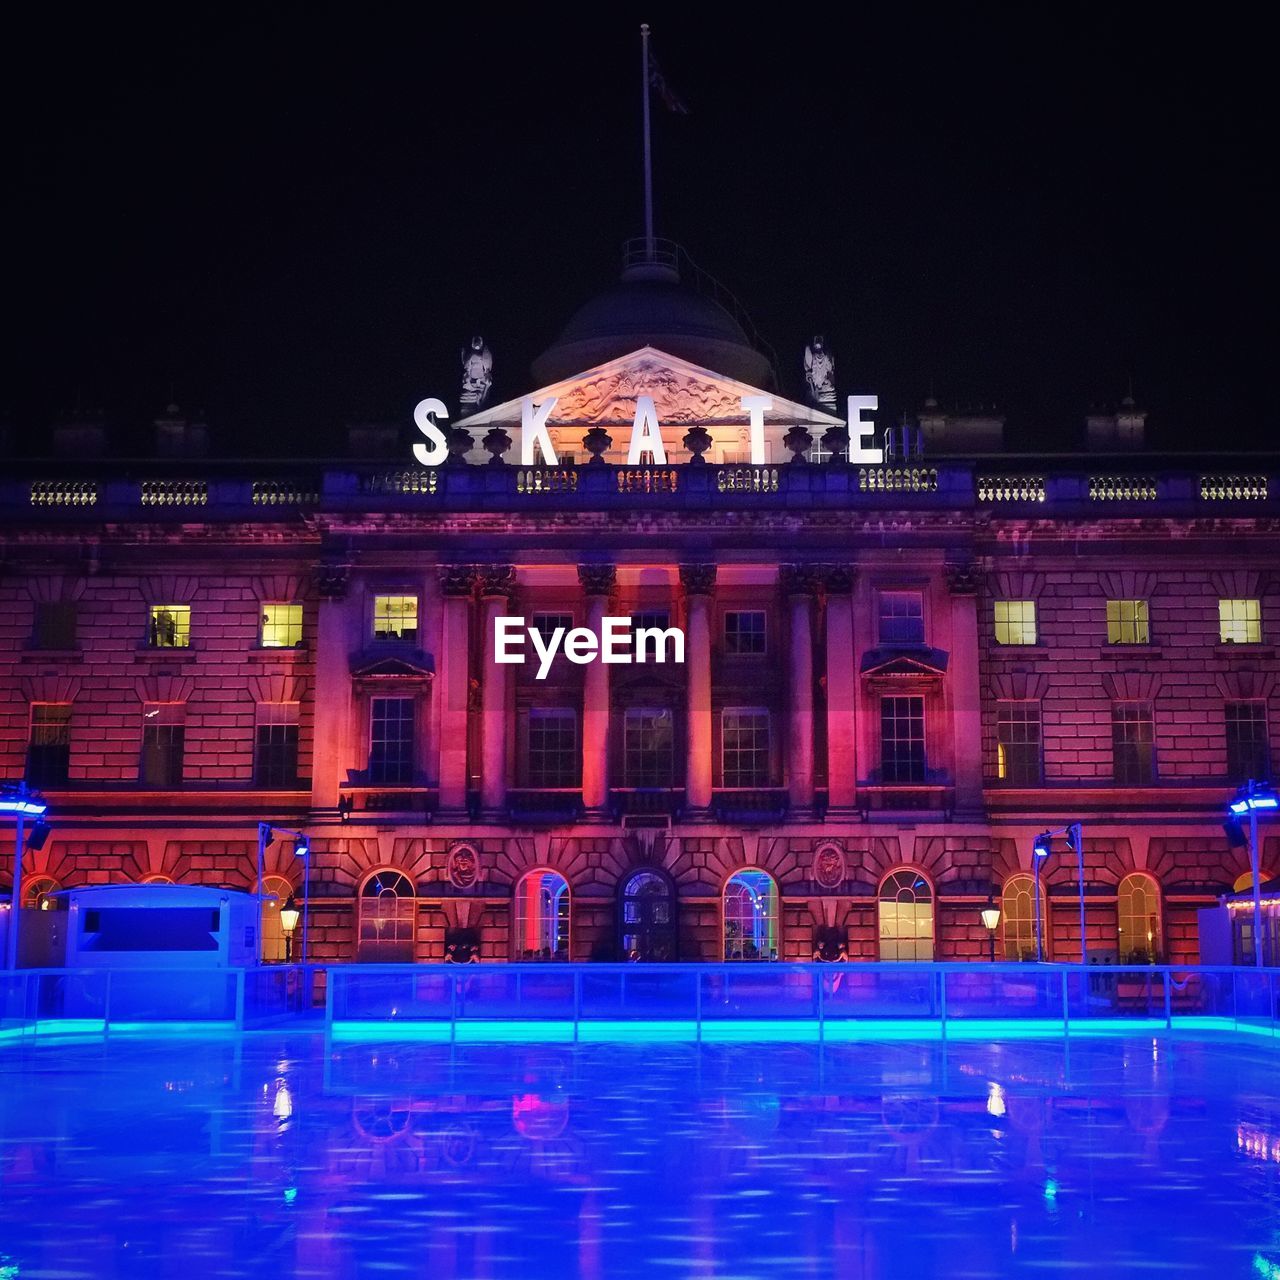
[878,870,934,961]
[260,874,294,963]
[22,875,60,911]
[1001,873,1042,961]
[141,873,175,885]
[722,869,779,961]
[513,870,570,960]
[358,870,416,962]
[620,869,676,961]
[1117,873,1162,962]
[1234,870,1275,892]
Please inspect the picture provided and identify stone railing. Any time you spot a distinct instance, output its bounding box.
[1088,475,1158,501]
[517,468,578,494]
[716,466,778,493]
[140,479,208,506]
[30,479,98,506]
[1200,474,1268,501]
[858,466,939,493]
[977,475,1046,503]
[616,467,680,494]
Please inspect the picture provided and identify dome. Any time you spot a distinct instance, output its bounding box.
[531,245,775,388]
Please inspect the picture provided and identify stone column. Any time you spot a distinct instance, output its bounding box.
[822,566,858,812]
[681,564,716,811]
[781,566,816,813]
[310,560,352,810]
[578,564,616,813]
[945,561,984,814]
[437,565,475,814]
[478,565,516,816]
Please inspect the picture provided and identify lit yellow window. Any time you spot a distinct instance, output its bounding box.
[1106,599,1149,645]
[148,604,191,648]
[373,594,419,642]
[261,603,303,648]
[993,600,1037,646]
[1219,598,1261,645]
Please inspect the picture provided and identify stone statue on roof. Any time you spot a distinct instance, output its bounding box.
[460,336,493,415]
[803,335,837,412]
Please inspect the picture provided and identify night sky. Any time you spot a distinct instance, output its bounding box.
[5,6,1272,457]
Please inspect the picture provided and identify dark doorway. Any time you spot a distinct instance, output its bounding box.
[619,869,677,961]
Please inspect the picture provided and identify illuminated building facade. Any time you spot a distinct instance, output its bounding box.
[2,249,1276,966]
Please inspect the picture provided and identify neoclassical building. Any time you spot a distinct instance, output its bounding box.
[2,247,1276,966]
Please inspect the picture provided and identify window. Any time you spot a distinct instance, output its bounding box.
[527,708,578,787]
[514,869,570,959]
[620,869,676,961]
[261,603,303,648]
[532,613,575,647]
[722,869,779,961]
[880,695,926,783]
[878,870,934,961]
[721,708,771,788]
[993,600,1037,646]
[996,702,1042,785]
[1225,701,1270,782]
[623,707,674,787]
[260,874,294,963]
[1117,872,1161,962]
[255,704,300,788]
[23,875,60,911]
[1112,702,1156,785]
[148,604,191,648]
[26,704,71,786]
[32,602,76,650]
[631,610,670,633]
[358,870,416,962]
[141,704,184,787]
[1220,598,1262,645]
[1106,599,1150,645]
[368,696,415,785]
[878,590,925,645]
[372,594,418,643]
[1001,874,1041,961]
[723,610,767,655]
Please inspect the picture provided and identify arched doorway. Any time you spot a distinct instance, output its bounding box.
[1117,872,1162,962]
[722,869,779,961]
[357,870,416,962]
[260,874,294,963]
[878,869,934,961]
[619,869,676,960]
[513,870,571,960]
[1001,873,1043,961]
[22,875,60,911]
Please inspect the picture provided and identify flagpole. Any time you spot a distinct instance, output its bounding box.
[640,23,654,261]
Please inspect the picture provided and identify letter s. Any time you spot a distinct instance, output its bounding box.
[412,397,449,467]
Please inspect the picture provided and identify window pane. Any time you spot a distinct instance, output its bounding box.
[996,702,1042,784]
[624,707,674,787]
[27,704,71,786]
[723,611,767,655]
[369,697,414,785]
[1106,599,1150,645]
[261,603,303,648]
[721,708,770,787]
[255,705,300,787]
[514,870,571,959]
[1219,598,1261,644]
[993,600,1037,645]
[148,605,191,648]
[878,870,934,961]
[880,696,926,783]
[373,595,419,643]
[532,614,574,647]
[722,870,778,961]
[1001,874,1040,960]
[1225,701,1270,781]
[33,602,77,650]
[878,591,925,645]
[528,709,578,788]
[141,722,185,787]
[1112,702,1156,785]
[1117,873,1161,962]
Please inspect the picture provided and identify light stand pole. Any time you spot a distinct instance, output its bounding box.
[3,785,50,970]
[1033,823,1087,963]
[257,822,309,965]
[981,898,1001,962]
[1229,781,1278,967]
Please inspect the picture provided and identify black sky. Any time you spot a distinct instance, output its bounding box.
[5,5,1273,456]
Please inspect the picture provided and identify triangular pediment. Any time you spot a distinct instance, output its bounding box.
[860,647,950,678]
[460,346,845,431]
[350,651,435,680]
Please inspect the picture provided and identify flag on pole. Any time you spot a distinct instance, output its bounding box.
[648,48,690,115]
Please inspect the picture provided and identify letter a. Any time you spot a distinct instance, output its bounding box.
[627,395,667,465]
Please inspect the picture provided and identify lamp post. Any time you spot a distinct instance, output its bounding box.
[2,785,51,970]
[1033,823,1086,963]
[1228,780,1278,968]
[256,823,310,965]
[981,898,1001,962]
[279,894,300,963]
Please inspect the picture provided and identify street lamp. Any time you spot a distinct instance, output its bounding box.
[1226,779,1278,967]
[279,894,300,963]
[980,898,1001,962]
[2,784,52,970]
[1032,823,1085,964]
[256,823,311,965]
